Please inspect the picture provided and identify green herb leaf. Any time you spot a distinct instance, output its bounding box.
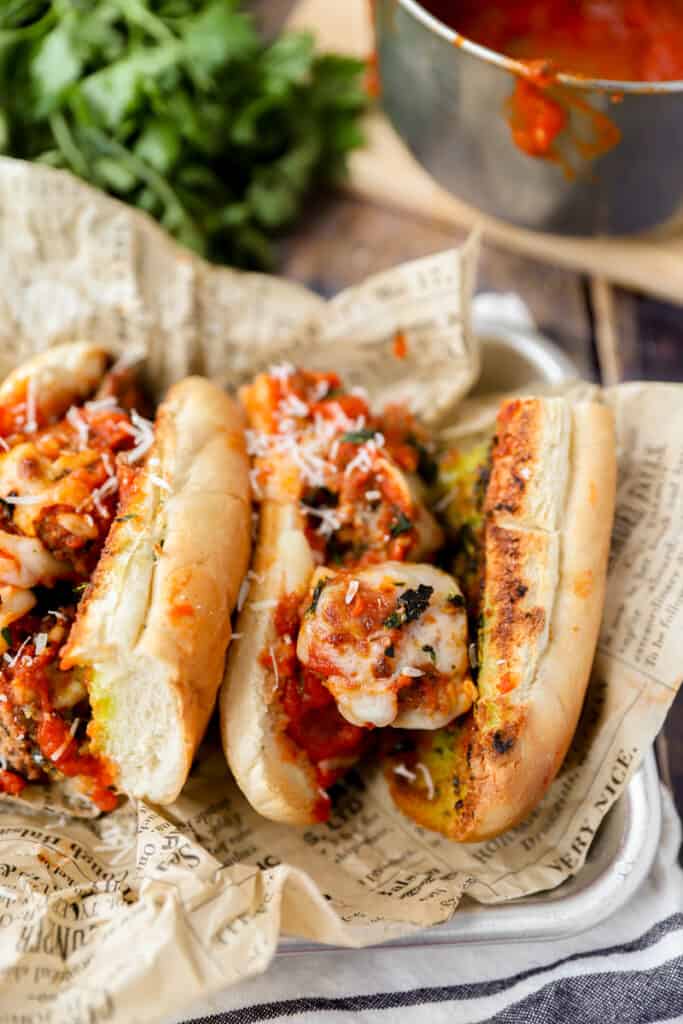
[308,576,329,615]
[0,1,368,270]
[389,510,413,538]
[407,434,438,486]
[340,427,377,444]
[447,592,466,609]
[31,20,83,115]
[397,584,433,623]
[422,643,436,664]
[1,626,11,645]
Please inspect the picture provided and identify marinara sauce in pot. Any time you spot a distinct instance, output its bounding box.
[422,0,683,82]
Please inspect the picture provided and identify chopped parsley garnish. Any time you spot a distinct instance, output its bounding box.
[408,434,438,486]
[340,428,377,444]
[422,644,436,664]
[0,5,368,271]
[308,577,329,614]
[389,510,413,538]
[447,593,466,609]
[399,584,433,623]
[306,487,338,508]
[115,514,138,522]
[384,584,433,628]
[1,627,11,645]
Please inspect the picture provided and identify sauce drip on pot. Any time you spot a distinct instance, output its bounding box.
[424,0,683,82]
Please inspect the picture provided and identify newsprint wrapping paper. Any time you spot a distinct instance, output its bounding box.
[0,158,680,1024]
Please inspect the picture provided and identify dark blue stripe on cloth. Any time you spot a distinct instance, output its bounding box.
[486,957,683,1024]
[185,913,683,1024]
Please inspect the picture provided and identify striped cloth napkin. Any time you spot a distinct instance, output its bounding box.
[171,784,682,1024]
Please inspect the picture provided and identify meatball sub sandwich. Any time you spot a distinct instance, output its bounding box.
[222,367,616,840]
[386,395,616,841]
[0,344,250,810]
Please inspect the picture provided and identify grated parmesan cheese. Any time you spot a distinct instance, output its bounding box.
[393,763,417,782]
[269,646,280,688]
[434,491,454,512]
[148,473,171,493]
[33,633,48,656]
[345,579,359,605]
[101,452,115,478]
[88,475,119,517]
[66,406,89,449]
[402,666,424,678]
[279,394,309,419]
[0,437,9,453]
[50,718,80,762]
[268,362,295,380]
[125,410,155,464]
[24,376,38,434]
[245,429,271,457]
[249,599,278,611]
[469,643,478,669]
[416,762,435,800]
[237,578,250,612]
[3,637,30,668]
[301,504,341,538]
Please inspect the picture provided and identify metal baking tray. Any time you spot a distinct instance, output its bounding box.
[279,317,663,951]
[281,751,660,952]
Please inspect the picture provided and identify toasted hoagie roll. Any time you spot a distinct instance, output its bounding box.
[221,366,475,825]
[385,396,616,842]
[0,344,250,809]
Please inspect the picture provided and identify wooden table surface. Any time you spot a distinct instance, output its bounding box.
[257,0,683,845]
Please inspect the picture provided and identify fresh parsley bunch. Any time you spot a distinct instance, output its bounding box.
[0,1,367,267]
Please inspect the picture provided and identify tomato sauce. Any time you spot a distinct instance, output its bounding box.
[424,1,683,82]
[248,367,439,817]
[3,628,118,812]
[263,595,369,819]
[0,770,26,796]
[37,713,117,812]
[419,1,683,168]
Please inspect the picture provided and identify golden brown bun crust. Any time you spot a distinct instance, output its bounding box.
[390,397,616,842]
[62,376,251,804]
[220,501,321,824]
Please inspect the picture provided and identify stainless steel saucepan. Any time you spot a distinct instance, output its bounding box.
[373,0,683,235]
